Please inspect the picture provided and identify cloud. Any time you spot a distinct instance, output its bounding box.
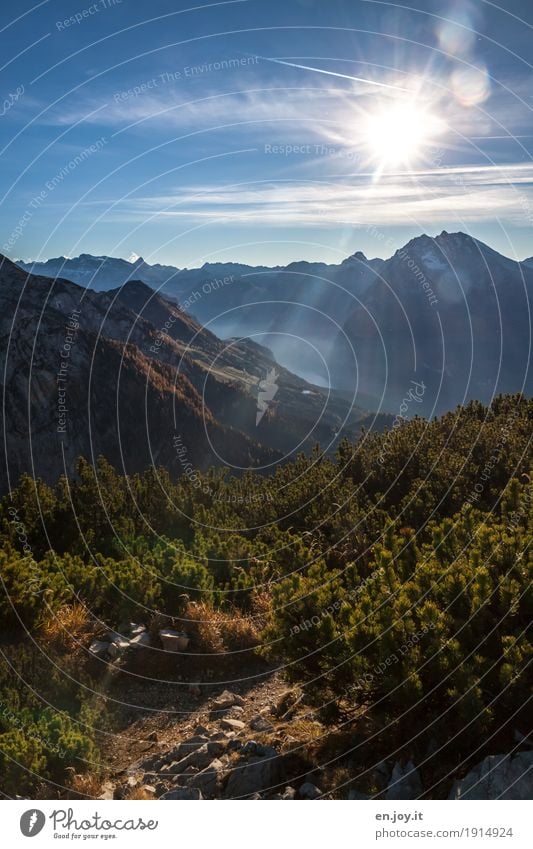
[95,163,533,228]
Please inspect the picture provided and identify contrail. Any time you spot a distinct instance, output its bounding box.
[261,56,413,92]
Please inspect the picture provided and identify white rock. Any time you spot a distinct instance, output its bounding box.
[220,718,245,731]
[159,629,189,652]
[212,690,245,710]
[449,752,533,800]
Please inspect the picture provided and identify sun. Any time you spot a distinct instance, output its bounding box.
[363,100,443,169]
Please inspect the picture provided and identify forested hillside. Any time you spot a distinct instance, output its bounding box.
[0,395,531,798]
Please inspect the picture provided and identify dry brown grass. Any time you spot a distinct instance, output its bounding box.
[67,772,102,798]
[41,603,91,649]
[124,786,155,800]
[183,601,260,653]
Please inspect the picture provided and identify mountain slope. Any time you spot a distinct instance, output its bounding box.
[17,231,532,415]
[0,257,369,493]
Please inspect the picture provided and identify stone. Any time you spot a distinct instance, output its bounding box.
[163,744,213,776]
[107,643,120,659]
[194,724,209,735]
[221,718,245,732]
[206,740,226,757]
[250,715,274,733]
[347,789,370,800]
[160,787,203,800]
[187,759,225,798]
[98,781,115,800]
[224,745,282,798]
[226,705,244,717]
[159,629,189,652]
[129,632,151,648]
[141,785,157,796]
[89,640,110,659]
[105,631,130,650]
[188,683,202,697]
[212,690,245,711]
[374,760,392,790]
[449,752,533,800]
[281,786,296,799]
[129,623,146,637]
[386,761,423,800]
[299,782,322,799]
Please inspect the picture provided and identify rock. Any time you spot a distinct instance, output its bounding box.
[160,787,203,800]
[129,623,146,637]
[105,631,130,650]
[221,718,245,732]
[274,689,301,718]
[107,643,120,659]
[159,629,189,652]
[347,789,370,800]
[299,782,322,799]
[89,640,110,659]
[187,759,225,798]
[206,740,226,757]
[129,632,151,648]
[162,744,214,776]
[514,730,533,749]
[210,731,228,741]
[148,735,209,771]
[98,781,115,800]
[250,715,274,732]
[141,785,157,796]
[189,683,202,697]
[226,705,244,717]
[386,761,423,800]
[281,786,296,799]
[374,760,392,790]
[449,752,533,800]
[194,724,209,736]
[224,745,282,798]
[227,739,243,753]
[212,690,245,711]
[241,740,260,756]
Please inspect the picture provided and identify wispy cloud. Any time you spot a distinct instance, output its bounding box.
[92,163,533,228]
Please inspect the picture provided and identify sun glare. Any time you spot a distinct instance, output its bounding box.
[363,100,443,169]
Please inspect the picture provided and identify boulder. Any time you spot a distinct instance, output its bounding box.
[221,718,245,732]
[281,786,296,799]
[140,785,157,796]
[386,761,423,800]
[98,781,115,800]
[188,759,225,797]
[159,629,189,652]
[160,787,203,800]
[347,789,370,800]
[449,752,533,800]
[89,640,110,659]
[299,782,322,799]
[129,632,151,648]
[250,715,274,733]
[212,690,245,711]
[224,745,282,798]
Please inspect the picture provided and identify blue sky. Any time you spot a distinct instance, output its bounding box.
[2,0,533,266]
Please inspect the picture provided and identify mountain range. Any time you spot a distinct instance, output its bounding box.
[0,255,373,493]
[18,231,533,416]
